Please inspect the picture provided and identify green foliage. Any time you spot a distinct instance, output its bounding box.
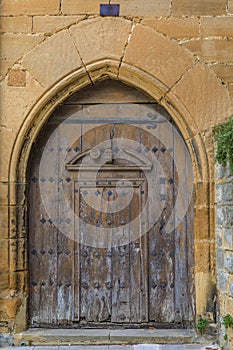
[213,116,233,173]
[223,314,233,329]
[195,316,209,335]
[224,334,228,341]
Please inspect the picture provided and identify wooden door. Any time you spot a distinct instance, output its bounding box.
[28,80,195,328]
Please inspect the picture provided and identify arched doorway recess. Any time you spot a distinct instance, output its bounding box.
[27,80,195,328]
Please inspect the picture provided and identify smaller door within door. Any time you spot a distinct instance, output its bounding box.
[74,174,148,324]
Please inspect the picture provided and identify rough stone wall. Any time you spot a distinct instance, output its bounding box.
[0,0,233,335]
[216,163,233,349]
[0,0,233,99]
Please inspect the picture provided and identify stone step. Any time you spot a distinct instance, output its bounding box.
[13,328,212,347]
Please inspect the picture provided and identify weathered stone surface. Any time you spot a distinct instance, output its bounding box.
[0,298,21,320]
[0,206,8,239]
[0,130,17,181]
[0,16,32,34]
[9,272,27,293]
[184,39,233,64]
[142,17,200,39]
[224,252,233,274]
[195,272,215,315]
[194,208,213,240]
[62,0,171,16]
[216,232,223,248]
[22,29,83,87]
[0,182,8,207]
[0,0,59,16]
[229,281,233,298]
[0,60,15,81]
[228,0,233,14]
[224,227,233,250]
[69,18,132,68]
[173,0,227,16]
[23,31,85,86]
[13,328,197,346]
[8,68,26,87]
[216,184,223,204]
[119,63,168,102]
[216,248,224,268]
[222,183,233,202]
[8,206,26,239]
[9,238,26,272]
[225,296,233,316]
[61,0,100,15]
[0,239,8,273]
[123,24,195,89]
[33,15,85,34]
[1,34,44,61]
[228,84,233,99]
[217,270,228,292]
[0,334,13,347]
[217,206,225,226]
[211,64,233,84]
[0,273,9,297]
[194,241,211,272]
[194,182,210,206]
[0,71,44,131]
[114,0,171,17]
[216,225,223,241]
[216,162,233,181]
[223,207,233,226]
[201,17,233,37]
[169,63,233,132]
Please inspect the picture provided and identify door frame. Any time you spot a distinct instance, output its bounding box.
[9,64,212,331]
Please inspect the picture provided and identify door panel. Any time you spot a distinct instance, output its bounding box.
[28,80,194,327]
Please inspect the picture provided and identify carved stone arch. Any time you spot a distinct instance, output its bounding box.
[7,17,232,331]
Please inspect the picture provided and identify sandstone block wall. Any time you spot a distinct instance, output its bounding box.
[0,0,233,335]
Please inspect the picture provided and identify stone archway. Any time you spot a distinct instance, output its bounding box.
[6,16,232,332]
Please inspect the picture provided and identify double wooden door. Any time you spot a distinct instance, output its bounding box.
[28,81,195,327]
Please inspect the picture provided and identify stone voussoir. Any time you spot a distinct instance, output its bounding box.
[123,24,195,89]
[69,17,133,68]
[168,62,233,132]
[22,29,84,87]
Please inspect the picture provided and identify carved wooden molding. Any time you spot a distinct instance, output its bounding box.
[66,147,152,171]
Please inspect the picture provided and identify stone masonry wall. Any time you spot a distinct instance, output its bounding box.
[0,0,233,336]
[216,163,233,349]
[0,0,233,98]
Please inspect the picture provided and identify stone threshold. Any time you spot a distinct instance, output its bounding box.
[13,328,210,346]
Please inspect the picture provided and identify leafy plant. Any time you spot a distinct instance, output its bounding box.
[222,314,233,345]
[195,316,209,335]
[223,314,233,329]
[213,116,233,173]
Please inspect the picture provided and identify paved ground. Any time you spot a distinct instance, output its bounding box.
[0,347,213,350]
[1,345,218,350]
